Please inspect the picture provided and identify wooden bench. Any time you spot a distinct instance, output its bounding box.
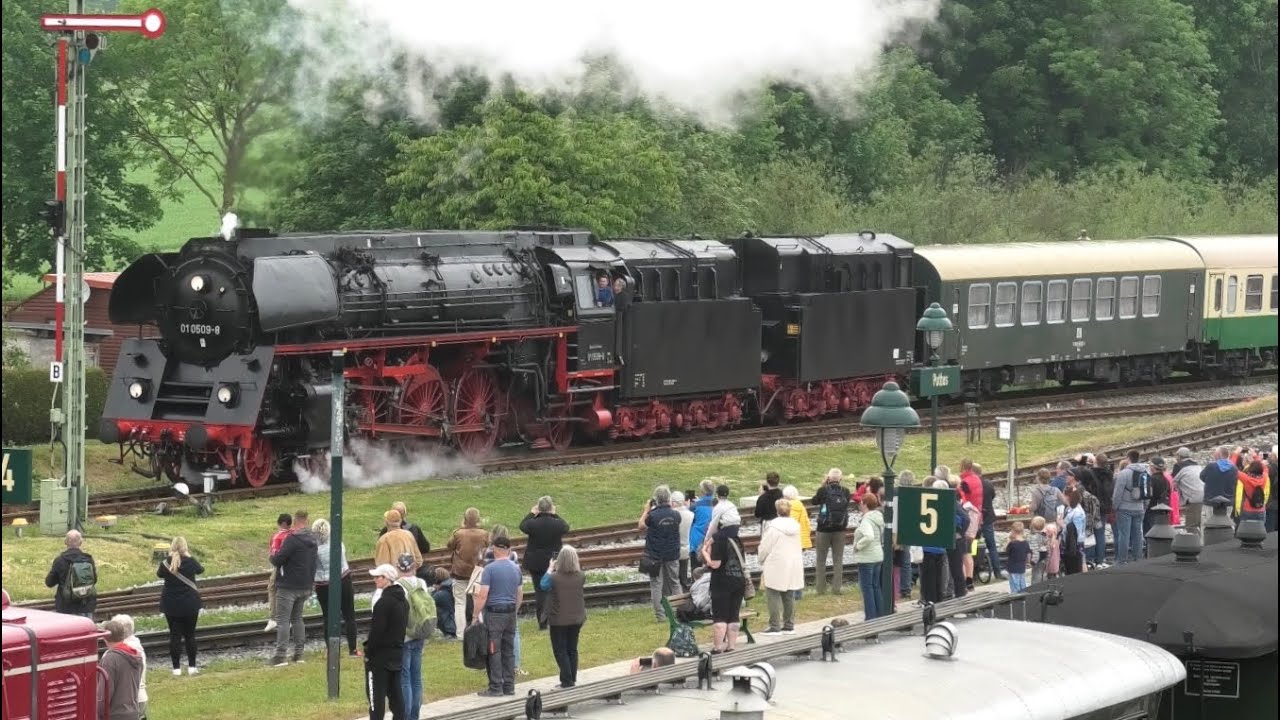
[661,592,756,645]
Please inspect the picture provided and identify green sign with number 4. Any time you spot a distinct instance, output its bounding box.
[895,485,957,548]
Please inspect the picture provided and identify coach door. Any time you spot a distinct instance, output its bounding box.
[1207,272,1226,344]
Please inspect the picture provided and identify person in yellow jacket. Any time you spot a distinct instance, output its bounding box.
[782,486,811,599]
[1233,454,1270,522]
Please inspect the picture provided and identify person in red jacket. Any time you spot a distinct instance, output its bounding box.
[957,459,984,588]
[264,513,292,632]
[1235,456,1270,523]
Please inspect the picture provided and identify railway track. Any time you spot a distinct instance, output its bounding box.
[21,403,1275,620]
[134,564,862,656]
[4,384,1267,525]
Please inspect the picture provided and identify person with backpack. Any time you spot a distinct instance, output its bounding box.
[365,564,408,720]
[45,530,97,617]
[157,536,203,676]
[1065,472,1105,568]
[1235,458,1270,524]
[1029,469,1065,526]
[375,555,432,720]
[540,545,587,688]
[1112,459,1151,564]
[811,468,851,595]
[1061,489,1087,575]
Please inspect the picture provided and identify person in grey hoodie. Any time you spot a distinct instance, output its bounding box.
[1172,447,1205,532]
[1111,461,1149,564]
[98,619,144,720]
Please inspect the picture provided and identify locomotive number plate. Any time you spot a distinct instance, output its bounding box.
[180,323,221,336]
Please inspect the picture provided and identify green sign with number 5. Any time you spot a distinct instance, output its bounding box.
[895,486,957,548]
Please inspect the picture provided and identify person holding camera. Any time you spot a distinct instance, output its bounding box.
[639,485,681,622]
[519,496,570,631]
[754,472,784,526]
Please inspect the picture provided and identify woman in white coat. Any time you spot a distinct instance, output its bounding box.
[757,498,805,633]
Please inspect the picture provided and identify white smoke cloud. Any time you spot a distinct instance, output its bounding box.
[283,0,942,122]
[294,438,477,493]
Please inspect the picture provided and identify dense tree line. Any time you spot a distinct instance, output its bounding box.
[2,0,1276,282]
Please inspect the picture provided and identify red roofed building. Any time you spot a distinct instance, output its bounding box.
[3,272,138,377]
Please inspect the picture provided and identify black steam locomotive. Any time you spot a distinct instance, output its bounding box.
[100,228,915,486]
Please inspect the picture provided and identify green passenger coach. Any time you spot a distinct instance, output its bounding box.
[1157,235,1279,375]
[913,239,1204,396]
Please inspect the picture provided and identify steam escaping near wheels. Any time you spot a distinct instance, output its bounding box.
[293,438,477,493]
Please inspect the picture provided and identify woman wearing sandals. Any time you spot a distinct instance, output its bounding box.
[158,536,203,676]
[699,497,747,654]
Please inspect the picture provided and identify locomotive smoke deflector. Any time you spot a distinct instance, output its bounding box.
[108,252,173,324]
[252,254,341,332]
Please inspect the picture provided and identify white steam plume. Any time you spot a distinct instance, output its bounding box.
[284,0,941,122]
[220,212,240,241]
[294,438,477,494]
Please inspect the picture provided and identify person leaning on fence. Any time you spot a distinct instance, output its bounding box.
[98,619,143,720]
[640,485,682,623]
[112,615,147,720]
[157,536,203,675]
[45,529,97,618]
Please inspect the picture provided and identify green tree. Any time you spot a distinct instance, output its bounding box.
[923,0,1220,177]
[391,96,683,236]
[1,0,159,281]
[107,0,296,213]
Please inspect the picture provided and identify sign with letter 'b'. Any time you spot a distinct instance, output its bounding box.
[895,486,957,548]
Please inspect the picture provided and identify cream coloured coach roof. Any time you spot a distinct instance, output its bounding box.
[1152,235,1279,270]
[915,239,1204,281]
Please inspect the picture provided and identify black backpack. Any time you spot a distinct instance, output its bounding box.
[1128,468,1153,501]
[820,485,850,530]
[1064,521,1080,558]
[462,622,489,670]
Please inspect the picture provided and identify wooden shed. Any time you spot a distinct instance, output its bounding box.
[3,272,137,377]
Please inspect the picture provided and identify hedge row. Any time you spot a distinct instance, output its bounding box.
[1,368,109,445]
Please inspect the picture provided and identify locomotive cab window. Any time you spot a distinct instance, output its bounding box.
[967,283,991,329]
[994,282,1017,327]
[1245,274,1264,312]
[1095,277,1116,321]
[1227,275,1238,313]
[1046,279,1068,324]
[1118,276,1139,319]
[1141,275,1161,317]
[576,271,615,312]
[1020,281,1042,325]
[1070,279,1092,322]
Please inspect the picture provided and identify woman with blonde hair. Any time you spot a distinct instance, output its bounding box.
[312,518,360,657]
[540,546,586,687]
[157,536,203,675]
[781,485,812,599]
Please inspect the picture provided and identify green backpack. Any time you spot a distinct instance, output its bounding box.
[398,579,435,642]
[60,558,97,605]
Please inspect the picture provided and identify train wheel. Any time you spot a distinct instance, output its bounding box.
[397,366,448,435]
[239,436,275,488]
[545,404,574,452]
[451,369,500,457]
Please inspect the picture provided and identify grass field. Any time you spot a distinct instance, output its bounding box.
[2,395,1272,602]
[139,591,870,720]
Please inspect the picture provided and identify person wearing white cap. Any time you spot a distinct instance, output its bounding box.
[364,564,408,720]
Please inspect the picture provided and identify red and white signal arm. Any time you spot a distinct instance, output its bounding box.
[41,7,166,39]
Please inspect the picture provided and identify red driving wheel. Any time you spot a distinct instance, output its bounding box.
[450,369,500,457]
[238,436,275,488]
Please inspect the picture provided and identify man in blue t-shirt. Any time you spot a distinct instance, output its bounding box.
[474,535,523,697]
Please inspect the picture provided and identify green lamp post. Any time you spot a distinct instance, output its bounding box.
[916,302,954,473]
[860,381,920,616]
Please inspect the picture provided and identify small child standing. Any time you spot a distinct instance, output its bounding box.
[1005,521,1032,593]
[1044,523,1061,579]
[1028,516,1048,584]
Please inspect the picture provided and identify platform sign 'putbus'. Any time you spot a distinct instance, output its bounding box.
[895,485,957,548]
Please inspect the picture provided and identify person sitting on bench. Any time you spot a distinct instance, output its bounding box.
[677,568,712,623]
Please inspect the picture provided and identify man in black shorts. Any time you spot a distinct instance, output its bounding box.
[699,511,746,653]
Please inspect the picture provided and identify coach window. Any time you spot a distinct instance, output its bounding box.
[967,283,991,329]
[994,282,1018,327]
[1245,274,1264,312]
[1046,279,1068,323]
[1118,276,1139,319]
[1071,279,1092,322]
[1095,277,1116,320]
[1271,274,1278,310]
[1020,281,1043,325]
[1141,275,1162,317]
[1213,278,1223,311]
[1227,275,1238,313]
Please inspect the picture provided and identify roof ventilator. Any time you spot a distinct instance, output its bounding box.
[1236,519,1267,549]
[720,662,776,720]
[1171,531,1203,562]
[924,621,959,661]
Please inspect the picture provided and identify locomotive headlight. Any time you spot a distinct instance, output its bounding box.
[128,380,148,400]
[216,383,239,407]
[189,275,206,293]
